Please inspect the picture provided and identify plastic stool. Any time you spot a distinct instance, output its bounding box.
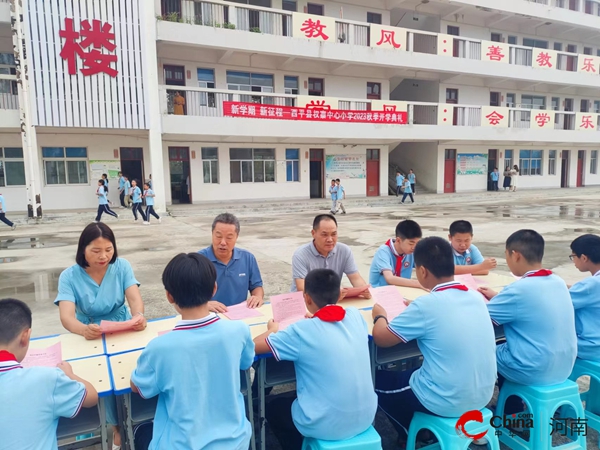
[570,358,600,433]
[406,408,499,450]
[496,379,586,450]
[301,425,382,450]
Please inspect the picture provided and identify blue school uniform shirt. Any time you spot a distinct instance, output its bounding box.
[124,180,131,193]
[198,246,263,307]
[0,194,6,212]
[487,271,577,385]
[403,180,412,194]
[132,186,142,203]
[369,240,414,287]
[396,175,404,187]
[490,172,499,182]
[328,185,338,200]
[54,258,139,324]
[387,282,497,416]
[570,271,600,361]
[131,314,254,450]
[118,176,126,190]
[408,173,415,183]
[453,244,484,266]
[0,360,87,450]
[266,307,377,440]
[144,189,155,206]
[97,186,108,205]
[337,185,345,198]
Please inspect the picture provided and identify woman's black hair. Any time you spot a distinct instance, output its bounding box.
[75,223,118,268]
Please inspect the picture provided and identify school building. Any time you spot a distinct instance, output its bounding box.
[2,0,600,214]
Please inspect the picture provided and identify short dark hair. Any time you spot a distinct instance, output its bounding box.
[571,234,600,264]
[0,299,32,344]
[162,253,216,308]
[313,214,337,230]
[396,170,400,174]
[396,220,422,240]
[414,237,454,278]
[335,178,340,182]
[76,223,118,268]
[143,183,150,188]
[97,179,104,184]
[331,179,336,182]
[212,213,240,234]
[305,269,341,308]
[449,220,474,236]
[506,229,544,264]
[102,173,107,178]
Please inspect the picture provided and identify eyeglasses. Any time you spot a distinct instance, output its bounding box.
[569,254,577,261]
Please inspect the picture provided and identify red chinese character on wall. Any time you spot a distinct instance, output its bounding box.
[534,113,551,127]
[580,115,595,129]
[59,18,118,77]
[486,111,504,126]
[376,30,401,49]
[581,58,597,73]
[486,45,505,61]
[536,52,553,68]
[383,105,397,111]
[306,100,331,110]
[300,18,329,40]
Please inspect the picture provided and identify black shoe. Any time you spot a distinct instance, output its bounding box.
[341,212,346,214]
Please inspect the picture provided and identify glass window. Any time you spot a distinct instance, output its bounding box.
[521,95,546,110]
[519,150,543,176]
[591,150,598,174]
[508,36,517,45]
[286,149,300,182]
[284,76,299,106]
[548,150,557,175]
[367,82,381,100]
[584,47,593,55]
[523,38,548,49]
[0,147,26,187]
[42,147,65,158]
[201,147,219,184]
[554,42,563,51]
[367,12,382,24]
[197,69,215,86]
[282,0,297,11]
[594,100,600,113]
[42,147,88,185]
[66,147,87,158]
[229,148,276,183]
[505,149,513,169]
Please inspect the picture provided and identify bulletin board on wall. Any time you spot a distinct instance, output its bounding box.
[456,154,487,175]
[90,161,121,182]
[325,154,367,179]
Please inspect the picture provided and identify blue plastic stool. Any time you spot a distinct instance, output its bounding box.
[406,408,499,450]
[301,425,382,450]
[496,379,586,450]
[570,358,600,433]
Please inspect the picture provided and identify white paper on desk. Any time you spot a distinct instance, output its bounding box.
[270,291,306,329]
[370,286,407,320]
[21,342,63,368]
[100,315,143,334]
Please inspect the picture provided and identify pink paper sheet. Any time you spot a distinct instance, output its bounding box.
[21,342,63,368]
[371,286,407,320]
[223,302,264,320]
[340,285,371,299]
[100,315,143,334]
[270,291,306,330]
[455,275,489,303]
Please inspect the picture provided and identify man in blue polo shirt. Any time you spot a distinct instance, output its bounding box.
[198,213,264,313]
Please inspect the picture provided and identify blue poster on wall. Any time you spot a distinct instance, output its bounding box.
[457,154,487,175]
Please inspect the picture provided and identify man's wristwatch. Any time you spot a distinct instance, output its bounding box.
[373,315,388,325]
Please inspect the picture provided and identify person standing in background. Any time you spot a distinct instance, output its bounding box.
[510,165,519,192]
[408,169,416,195]
[401,178,414,204]
[335,179,346,215]
[0,193,16,230]
[503,166,512,191]
[395,171,404,197]
[328,179,338,215]
[490,168,500,192]
[118,172,127,208]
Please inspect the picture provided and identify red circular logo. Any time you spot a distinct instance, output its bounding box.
[456,410,487,440]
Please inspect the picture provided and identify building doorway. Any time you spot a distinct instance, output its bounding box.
[487,149,498,191]
[120,148,144,186]
[168,147,191,204]
[366,149,380,196]
[561,150,570,188]
[577,150,585,187]
[164,65,186,115]
[444,149,456,193]
[309,149,324,198]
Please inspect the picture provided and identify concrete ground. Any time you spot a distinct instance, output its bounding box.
[1,190,599,449]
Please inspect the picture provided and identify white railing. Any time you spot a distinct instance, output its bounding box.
[411,104,437,125]
[455,106,482,126]
[554,112,577,130]
[335,21,369,46]
[455,39,482,60]
[510,110,531,128]
[407,31,437,54]
[0,93,18,110]
[557,53,578,72]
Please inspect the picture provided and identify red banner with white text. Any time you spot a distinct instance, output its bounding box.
[223,101,408,124]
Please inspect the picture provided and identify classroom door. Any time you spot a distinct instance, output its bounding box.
[168,147,191,204]
[309,149,324,198]
[577,150,585,187]
[366,149,380,197]
[444,149,456,193]
[561,151,570,188]
[120,148,144,185]
[487,150,498,191]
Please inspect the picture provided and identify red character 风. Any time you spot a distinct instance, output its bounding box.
[376,30,401,49]
[300,18,329,40]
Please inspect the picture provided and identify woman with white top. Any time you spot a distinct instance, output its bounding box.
[510,165,519,192]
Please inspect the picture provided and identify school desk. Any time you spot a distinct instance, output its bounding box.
[103,316,180,356]
[475,272,518,290]
[57,356,112,450]
[29,332,104,361]
[219,303,274,326]
[108,350,256,450]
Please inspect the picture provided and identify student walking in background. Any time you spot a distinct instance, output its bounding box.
[118,172,127,208]
[95,179,118,223]
[395,171,404,197]
[0,193,16,230]
[101,173,113,206]
[143,183,161,225]
[400,178,414,204]
[130,180,148,224]
[408,169,416,194]
[328,179,338,214]
[334,179,346,215]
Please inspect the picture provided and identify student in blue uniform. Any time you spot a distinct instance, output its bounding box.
[408,169,416,194]
[395,170,404,197]
[400,178,414,204]
[118,172,127,208]
[449,220,497,275]
[490,168,500,191]
[568,234,600,361]
[369,219,425,289]
[95,179,119,223]
[130,180,148,224]
[372,237,496,445]
[328,179,338,214]
[480,230,577,413]
[0,192,16,230]
[255,269,377,450]
[55,222,147,449]
[143,183,161,225]
[0,298,98,450]
[131,253,254,450]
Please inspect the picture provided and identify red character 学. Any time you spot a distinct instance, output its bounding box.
[534,113,551,127]
[300,18,329,40]
[376,30,401,49]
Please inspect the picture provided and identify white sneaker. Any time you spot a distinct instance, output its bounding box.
[133,219,137,223]
[158,218,162,224]
[143,221,149,225]
[11,224,17,230]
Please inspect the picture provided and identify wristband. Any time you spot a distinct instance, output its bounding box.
[373,315,388,325]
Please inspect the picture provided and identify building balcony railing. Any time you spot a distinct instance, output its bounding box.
[159,0,600,80]
[160,85,600,133]
[0,92,18,110]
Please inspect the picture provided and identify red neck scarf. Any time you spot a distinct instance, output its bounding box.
[433,283,469,293]
[0,350,17,363]
[313,305,346,322]
[523,269,553,278]
[386,239,404,277]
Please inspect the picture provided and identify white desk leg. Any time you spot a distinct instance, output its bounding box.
[259,359,267,450]
[98,398,109,450]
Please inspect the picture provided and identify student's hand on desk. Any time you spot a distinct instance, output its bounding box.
[57,361,74,377]
[267,319,279,333]
[371,303,387,319]
[358,290,372,299]
[478,287,497,300]
[83,324,103,340]
[208,301,228,313]
[481,258,497,271]
[246,296,264,309]
[132,315,147,331]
